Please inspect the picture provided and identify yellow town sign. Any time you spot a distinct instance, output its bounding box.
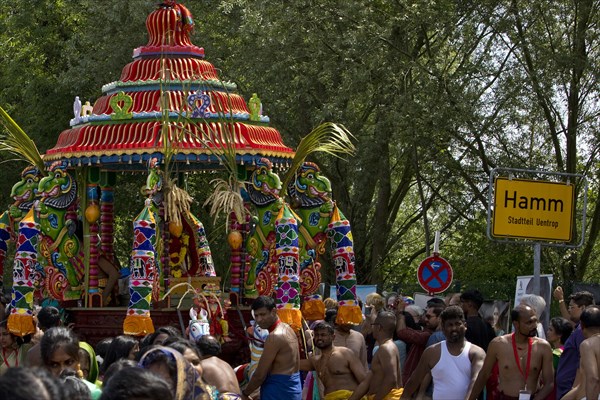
[493,178,574,242]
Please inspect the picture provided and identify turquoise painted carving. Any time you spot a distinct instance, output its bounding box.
[37,161,83,301]
[244,158,282,298]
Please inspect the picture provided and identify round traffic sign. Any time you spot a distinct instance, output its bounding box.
[417,255,453,294]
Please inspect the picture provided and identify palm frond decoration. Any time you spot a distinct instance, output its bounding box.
[280,122,356,196]
[0,106,47,174]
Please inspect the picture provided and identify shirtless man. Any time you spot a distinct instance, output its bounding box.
[581,305,600,399]
[330,309,368,371]
[402,305,486,399]
[241,296,301,400]
[468,305,554,400]
[299,322,368,400]
[566,305,600,400]
[367,311,403,400]
[195,335,241,395]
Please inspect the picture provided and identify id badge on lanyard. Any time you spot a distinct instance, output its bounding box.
[518,390,531,400]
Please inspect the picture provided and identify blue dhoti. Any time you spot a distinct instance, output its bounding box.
[261,372,302,400]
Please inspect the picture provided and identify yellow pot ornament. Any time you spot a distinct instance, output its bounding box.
[85,203,100,223]
[227,230,243,249]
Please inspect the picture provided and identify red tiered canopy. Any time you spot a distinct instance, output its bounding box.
[44,1,294,169]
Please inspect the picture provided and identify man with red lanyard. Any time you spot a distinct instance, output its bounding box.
[468,305,554,400]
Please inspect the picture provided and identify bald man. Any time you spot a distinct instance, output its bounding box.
[468,305,554,400]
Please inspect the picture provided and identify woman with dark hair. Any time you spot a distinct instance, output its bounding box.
[94,337,113,369]
[547,316,573,368]
[61,370,93,400]
[163,337,203,376]
[99,335,139,376]
[40,327,102,399]
[140,325,182,350]
[101,359,137,387]
[545,316,574,400]
[40,327,80,377]
[0,366,62,400]
[139,346,219,400]
[100,367,174,400]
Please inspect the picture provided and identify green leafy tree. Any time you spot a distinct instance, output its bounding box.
[1,0,598,297]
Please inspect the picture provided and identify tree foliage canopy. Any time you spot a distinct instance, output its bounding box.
[0,0,598,299]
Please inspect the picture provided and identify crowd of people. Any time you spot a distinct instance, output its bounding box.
[0,287,598,400]
[0,304,240,400]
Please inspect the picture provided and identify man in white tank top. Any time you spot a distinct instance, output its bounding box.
[401,306,486,399]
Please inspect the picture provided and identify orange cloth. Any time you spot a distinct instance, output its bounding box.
[277,308,302,331]
[336,305,363,325]
[7,314,35,337]
[123,315,155,336]
[301,299,325,321]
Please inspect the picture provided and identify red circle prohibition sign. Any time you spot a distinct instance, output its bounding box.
[417,255,453,294]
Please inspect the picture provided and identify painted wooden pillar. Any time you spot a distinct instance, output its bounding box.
[85,168,101,306]
[229,211,242,292]
[7,208,38,337]
[100,172,116,262]
[159,203,168,298]
[86,184,100,295]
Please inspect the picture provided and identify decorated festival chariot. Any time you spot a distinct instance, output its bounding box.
[0,0,362,365]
